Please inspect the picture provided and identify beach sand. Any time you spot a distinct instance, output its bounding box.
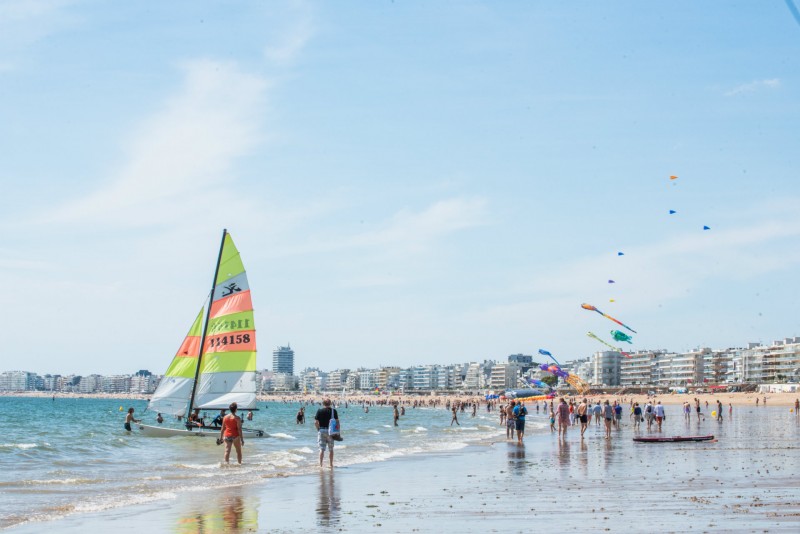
[8,406,799,533]
[7,390,800,407]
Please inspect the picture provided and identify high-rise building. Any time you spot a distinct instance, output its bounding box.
[273,345,294,375]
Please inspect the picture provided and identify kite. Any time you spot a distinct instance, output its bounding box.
[609,299,615,302]
[526,378,552,389]
[610,330,634,344]
[538,349,561,366]
[669,210,676,214]
[608,279,615,283]
[538,363,591,394]
[703,225,710,230]
[581,303,637,333]
[617,252,624,256]
[587,331,630,357]
[669,175,678,180]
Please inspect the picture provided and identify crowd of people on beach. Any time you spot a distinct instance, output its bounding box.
[122,392,800,469]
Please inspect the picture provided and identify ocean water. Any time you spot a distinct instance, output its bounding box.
[0,396,528,529]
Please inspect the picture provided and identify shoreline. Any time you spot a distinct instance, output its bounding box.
[4,389,799,407]
[6,409,799,533]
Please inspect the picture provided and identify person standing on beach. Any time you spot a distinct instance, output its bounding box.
[603,400,613,439]
[556,398,570,438]
[393,404,400,426]
[716,400,723,422]
[577,398,589,438]
[451,404,460,426]
[124,407,140,432]
[795,399,799,416]
[654,401,665,431]
[593,402,602,426]
[220,402,244,465]
[505,401,515,438]
[499,403,506,426]
[314,399,339,469]
[632,402,642,430]
[513,401,527,443]
[683,402,691,422]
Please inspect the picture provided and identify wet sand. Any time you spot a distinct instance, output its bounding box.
[7,405,799,533]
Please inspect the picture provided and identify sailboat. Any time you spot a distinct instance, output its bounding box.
[138,230,266,438]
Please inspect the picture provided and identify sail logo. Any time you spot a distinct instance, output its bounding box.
[221,282,242,297]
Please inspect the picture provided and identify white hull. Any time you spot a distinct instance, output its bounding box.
[138,424,267,438]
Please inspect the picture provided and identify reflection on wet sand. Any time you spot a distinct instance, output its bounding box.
[507,443,526,475]
[175,490,258,534]
[316,470,340,527]
[557,437,570,468]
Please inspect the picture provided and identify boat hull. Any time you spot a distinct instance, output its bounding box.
[138,424,267,438]
[633,435,714,443]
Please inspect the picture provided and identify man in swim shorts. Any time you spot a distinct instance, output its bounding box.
[314,398,339,469]
[513,401,527,443]
[505,401,516,439]
[124,407,139,432]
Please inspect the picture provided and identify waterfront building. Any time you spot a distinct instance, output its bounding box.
[129,373,156,394]
[272,372,297,391]
[356,368,377,391]
[326,369,350,391]
[489,362,521,390]
[345,372,360,391]
[411,365,437,390]
[0,371,37,391]
[462,362,484,390]
[590,351,622,386]
[272,345,295,375]
[760,338,800,382]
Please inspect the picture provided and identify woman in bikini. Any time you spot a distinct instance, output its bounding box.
[219,402,244,465]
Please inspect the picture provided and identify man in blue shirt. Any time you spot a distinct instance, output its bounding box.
[513,401,527,443]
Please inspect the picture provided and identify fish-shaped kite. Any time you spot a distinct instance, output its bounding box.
[538,349,561,367]
[610,330,633,344]
[586,331,630,357]
[581,303,637,333]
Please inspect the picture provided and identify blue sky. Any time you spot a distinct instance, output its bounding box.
[2,1,799,375]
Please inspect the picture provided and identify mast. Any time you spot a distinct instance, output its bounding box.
[187,228,228,417]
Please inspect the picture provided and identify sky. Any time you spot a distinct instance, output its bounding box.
[1,1,800,375]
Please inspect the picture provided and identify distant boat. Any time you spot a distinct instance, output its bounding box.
[633,435,714,443]
[138,230,266,438]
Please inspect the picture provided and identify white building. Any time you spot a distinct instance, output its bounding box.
[489,362,521,390]
[591,351,622,386]
[0,371,37,391]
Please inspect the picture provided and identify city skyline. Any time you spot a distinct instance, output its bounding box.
[2,3,800,375]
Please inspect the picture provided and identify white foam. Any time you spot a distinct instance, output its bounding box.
[16,478,98,486]
[269,433,296,440]
[1,443,37,449]
[367,429,380,434]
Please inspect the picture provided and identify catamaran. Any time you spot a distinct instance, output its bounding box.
[138,230,266,438]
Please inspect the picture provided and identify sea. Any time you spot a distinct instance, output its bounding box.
[0,396,530,530]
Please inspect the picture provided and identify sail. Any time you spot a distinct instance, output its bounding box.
[147,309,205,417]
[194,232,257,410]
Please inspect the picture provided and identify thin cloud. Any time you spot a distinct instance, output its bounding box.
[724,78,781,97]
[40,60,268,227]
[0,0,76,71]
[263,1,314,64]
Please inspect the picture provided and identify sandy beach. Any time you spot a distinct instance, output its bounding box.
[6,403,799,533]
[7,389,799,407]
